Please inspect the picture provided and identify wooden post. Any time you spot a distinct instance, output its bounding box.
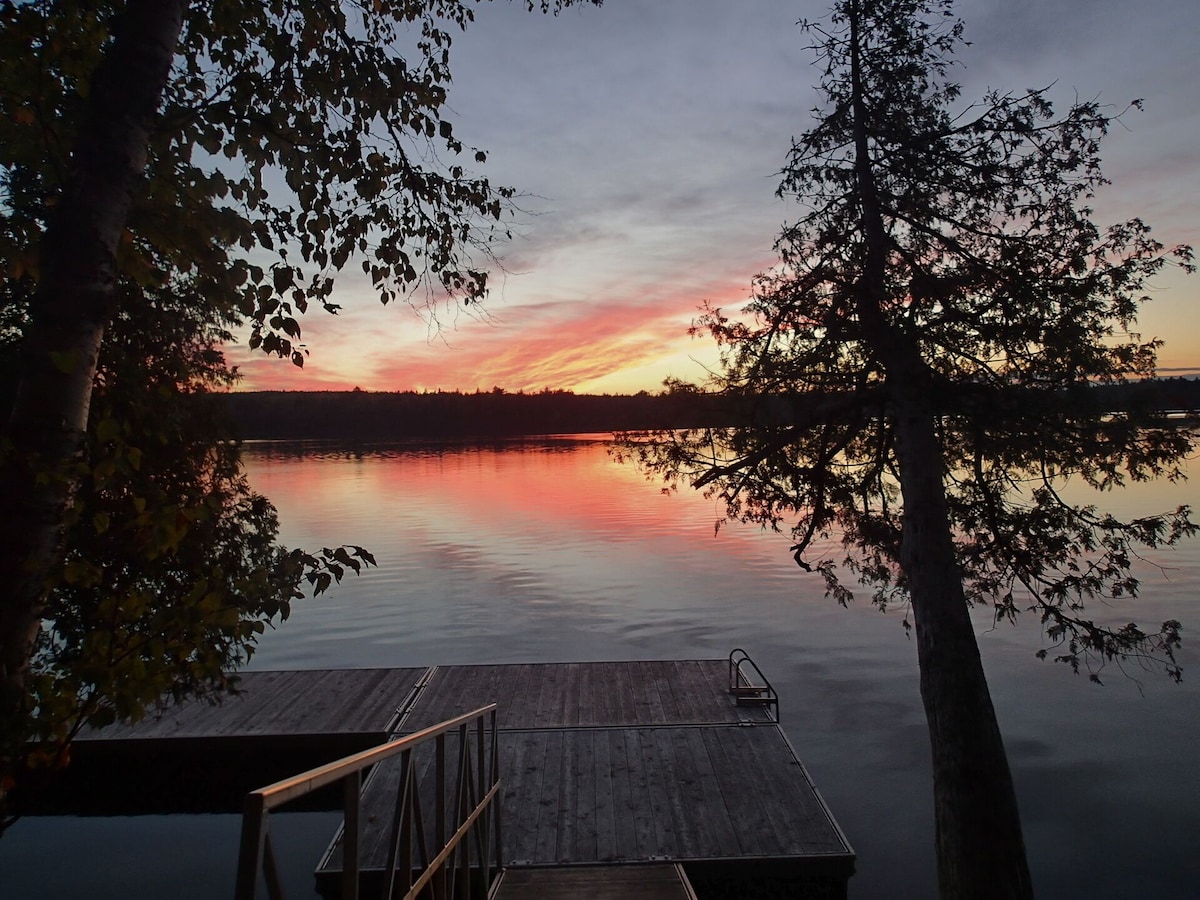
[234,793,268,900]
[342,771,361,900]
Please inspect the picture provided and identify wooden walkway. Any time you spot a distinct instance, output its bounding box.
[398,660,771,732]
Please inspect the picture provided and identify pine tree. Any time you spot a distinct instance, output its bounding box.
[623,1,1194,894]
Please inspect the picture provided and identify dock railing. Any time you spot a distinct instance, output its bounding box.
[728,648,779,722]
[234,704,501,900]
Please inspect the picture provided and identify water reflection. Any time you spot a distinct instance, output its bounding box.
[4,438,1197,899]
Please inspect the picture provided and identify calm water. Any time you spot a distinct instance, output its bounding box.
[4,436,1198,898]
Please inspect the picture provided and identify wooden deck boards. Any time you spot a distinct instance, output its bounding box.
[493,864,697,900]
[398,660,769,733]
[31,668,431,817]
[80,667,427,742]
[319,660,851,887]
[65,657,851,893]
[330,725,847,871]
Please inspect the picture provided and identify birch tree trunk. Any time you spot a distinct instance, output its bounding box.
[0,0,186,798]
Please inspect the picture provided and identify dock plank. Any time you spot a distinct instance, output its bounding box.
[400,661,767,732]
[641,725,682,858]
[608,728,640,863]
[657,662,685,723]
[671,726,733,858]
[503,730,550,866]
[554,729,584,863]
[697,726,776,857]
[405,659,787,733]
[537,663,567,729]
[679,660,719,724]
[505,663,538,730]
[561,663,581,727]
[592,728,618,863]
[656,726,700,858]
[627,727,662,860]
[576,662,593,728]
[530,730,566,863]
[593,661,623,725]
[730,726,796,856]
[634,661,662,725]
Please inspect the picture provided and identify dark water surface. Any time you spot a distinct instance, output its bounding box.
[4,437,1198,898]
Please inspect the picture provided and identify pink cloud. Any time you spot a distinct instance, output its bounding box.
[228,260,765,394]
[364,276,753,393]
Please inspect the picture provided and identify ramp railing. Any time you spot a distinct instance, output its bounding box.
[234,704,501,900]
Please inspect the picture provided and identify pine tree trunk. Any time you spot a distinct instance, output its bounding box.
[843,2,1033,893]
[891,395,1035,899]
[0,0,186,805]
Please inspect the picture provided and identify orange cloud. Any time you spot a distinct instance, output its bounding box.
[228,260,766,394]
[365,279,750,393]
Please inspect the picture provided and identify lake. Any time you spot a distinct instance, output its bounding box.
[3,436,1198,898]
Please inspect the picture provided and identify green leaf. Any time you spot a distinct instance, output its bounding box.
[95,418,121,443]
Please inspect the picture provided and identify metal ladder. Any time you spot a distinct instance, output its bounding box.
[728,648,779,722]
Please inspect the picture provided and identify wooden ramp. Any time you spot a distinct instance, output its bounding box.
[492,863,698,900]
[315,660,853,897]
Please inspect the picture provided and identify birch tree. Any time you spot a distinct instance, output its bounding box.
[0,0,599,816]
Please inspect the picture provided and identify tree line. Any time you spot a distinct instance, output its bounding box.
[221,388,719,439]
[218,379,1200,441]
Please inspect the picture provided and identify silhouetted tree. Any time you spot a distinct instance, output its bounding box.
[622,1,1194,896]
[0,0,598,817]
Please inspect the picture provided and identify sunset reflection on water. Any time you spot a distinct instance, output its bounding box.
[3,437,1195,899]
[235,437,1200,899]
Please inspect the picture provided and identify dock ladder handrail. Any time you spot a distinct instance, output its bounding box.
[234,703,502,900]
[728,648,779,722]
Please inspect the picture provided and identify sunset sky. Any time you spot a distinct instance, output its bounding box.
[226,0,1199,395]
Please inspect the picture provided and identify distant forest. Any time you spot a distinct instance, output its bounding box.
[220,378,1200,441]
[220,388,729,440]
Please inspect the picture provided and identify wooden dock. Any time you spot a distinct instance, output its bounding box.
[314,660,853,897]
[62,657,855,896]
[38,668,430,815]
[84,666,429,744]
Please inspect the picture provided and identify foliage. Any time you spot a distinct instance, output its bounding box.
[1,274,375,790]
[30,298,374,754]
[1,0,600,809]
[1,0,598,364]
[621,0,1196,684]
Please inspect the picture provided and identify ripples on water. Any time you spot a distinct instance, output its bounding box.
[4,436,1197,898]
